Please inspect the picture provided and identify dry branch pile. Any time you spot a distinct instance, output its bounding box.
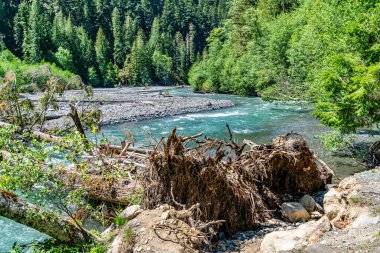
[143,129,334,234]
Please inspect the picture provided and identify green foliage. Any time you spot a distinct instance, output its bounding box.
[114,216,128,227]
[88,67,100,87]
[95,28,111,82]
[350,196,366,205]
[0,49,81,92]
[152,50,173,85]
[23,239,107,253]
[190,0,380,133]
[316,131,354,152]
[55,47,75,72]
[124,226,134,244]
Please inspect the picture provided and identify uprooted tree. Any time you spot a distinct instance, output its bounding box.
[143,129,334,234]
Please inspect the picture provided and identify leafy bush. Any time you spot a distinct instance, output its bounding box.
[0,49,82,92]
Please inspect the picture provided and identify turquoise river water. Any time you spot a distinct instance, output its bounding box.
[0,88,366,252]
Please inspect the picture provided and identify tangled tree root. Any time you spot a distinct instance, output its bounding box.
[366,140,380,168]
[143,128,334,234]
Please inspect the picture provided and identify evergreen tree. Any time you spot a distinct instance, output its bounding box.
[129,29,152,85]
[76,26,95,79]
[3,0,229,87]
[24,0,43,63]
[185,23,196,69]
[112,7,124,67]
[95,27,111,84]
[13,2,30,54]
[149,17,160,49]
[123,15,137,55]
[174,32,186,83]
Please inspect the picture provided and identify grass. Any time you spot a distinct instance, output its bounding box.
[350,196,366,204]
[114,216,128,227]
[124,226,134,244]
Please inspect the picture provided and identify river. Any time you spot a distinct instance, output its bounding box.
[0,88,366,252]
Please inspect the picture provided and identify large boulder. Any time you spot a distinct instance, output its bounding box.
[281,202,310,222]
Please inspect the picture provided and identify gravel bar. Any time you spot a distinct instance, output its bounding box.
[23,86,234,129]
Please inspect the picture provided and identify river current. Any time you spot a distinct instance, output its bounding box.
[0,88,366,252]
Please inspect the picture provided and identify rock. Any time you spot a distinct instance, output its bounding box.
[350,214,380,228]
[323,188,345,221]
[107,228,129,253]
[311,211,323,219]
[120,205,142,221]
[281,202,310,222]
[302,168,380,252]
[259,216,331,253]
[299,194,317,213]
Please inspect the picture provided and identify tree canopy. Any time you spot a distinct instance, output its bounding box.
[1,0,229,87]
[189,0,380,132]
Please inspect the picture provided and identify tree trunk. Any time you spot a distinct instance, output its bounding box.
[57,168,141,205]
[0,190,93,244]
[68,104,89,146]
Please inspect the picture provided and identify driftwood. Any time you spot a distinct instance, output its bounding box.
[143,130,334,234]
[1,149,140,205]
[0,121,144,205]
[100,144,151,155]
[0,121,151,159]
[0,121,63,146]
[57,168,141,205]
[0,190,96,244]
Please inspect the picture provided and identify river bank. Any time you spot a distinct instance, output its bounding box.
[22,86,234,130]
[238,167,380,253]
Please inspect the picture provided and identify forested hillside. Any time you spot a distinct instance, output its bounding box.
[0,0,228,87]
[189,0,380,132]
[189,0,379,97]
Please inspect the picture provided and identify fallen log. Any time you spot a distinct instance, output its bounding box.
[1,147,141,205]
[57,168,141,206]
[0,190,95,244]
[0,121,150,157]
[100,144,151,155]
[0,121,63,146]
[143,130,334,234]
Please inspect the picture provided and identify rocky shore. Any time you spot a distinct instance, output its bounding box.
[240,168,380,253]
[23,86,234,130]
[104,168,380,253]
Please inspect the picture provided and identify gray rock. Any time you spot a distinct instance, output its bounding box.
[120,205,142,221]
[299,194,317,213]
